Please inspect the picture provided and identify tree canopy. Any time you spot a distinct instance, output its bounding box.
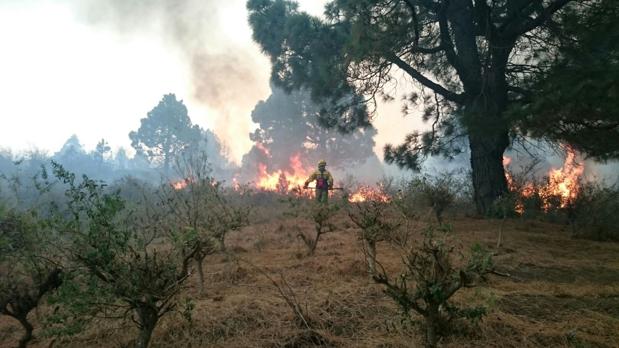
[129,94,202,172]
[513,0,619,160]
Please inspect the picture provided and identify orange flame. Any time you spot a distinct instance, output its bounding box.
[539,146,584,209]
[503,156,516,191]
[255,153,311,193]
[348,186,391,203]
[503,146,584,213]
[231,176,241,191]
[502,157,525,214]
[253,150,391,202]
[171,178,190,190]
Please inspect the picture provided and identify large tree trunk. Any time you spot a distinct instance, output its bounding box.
[440,1,514,215]
[464,36,513,215]
[469,129,509,215]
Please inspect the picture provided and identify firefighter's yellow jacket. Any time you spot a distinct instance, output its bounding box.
[304,170,333,189]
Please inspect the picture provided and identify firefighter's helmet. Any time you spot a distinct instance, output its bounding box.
[318,160,327,167]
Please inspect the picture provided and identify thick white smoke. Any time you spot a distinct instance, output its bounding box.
[65,0,271,163]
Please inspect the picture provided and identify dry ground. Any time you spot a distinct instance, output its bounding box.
[1,213,618,348]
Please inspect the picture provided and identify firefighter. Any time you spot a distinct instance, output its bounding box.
[303,160,334,203]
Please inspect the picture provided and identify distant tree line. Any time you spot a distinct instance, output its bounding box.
[0,94,234,205]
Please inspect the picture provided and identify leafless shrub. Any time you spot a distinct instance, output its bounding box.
[248,264,331,347]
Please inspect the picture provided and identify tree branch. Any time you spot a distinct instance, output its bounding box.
[400,1,446,55]
[437,4,465,78]
[501,0,574,38]
[409,45,445,55]
[386,53,464,103]
[402,0,420,46]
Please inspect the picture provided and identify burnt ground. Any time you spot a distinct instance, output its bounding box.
[1,215,618,348]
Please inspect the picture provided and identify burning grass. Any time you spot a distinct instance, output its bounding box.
[241,145,394,203]
[500,146,619,241]
[503,145,586,214]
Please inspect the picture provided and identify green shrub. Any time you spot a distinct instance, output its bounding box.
[399,174,462,223]
[373,225,493,348]
[0,207,62,348]
[49,162,197,348]
[569,182,619,241]
[348,200,401,275]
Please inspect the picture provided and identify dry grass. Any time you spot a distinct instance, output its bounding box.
[1,212,618,348]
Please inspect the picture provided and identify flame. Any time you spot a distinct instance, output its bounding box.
[252,149,391,202]
[539,146,584,209]
[348,185,391,203]
[170,177,218,191]
[503,146,584,213]
[521,182,536,198]
[231,176,241,191]
[255,153,311,193]
[503,156,523,213]
[503,156,516,191]
[171,178,190,190]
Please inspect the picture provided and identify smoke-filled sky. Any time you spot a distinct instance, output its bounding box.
[0,0,416,164]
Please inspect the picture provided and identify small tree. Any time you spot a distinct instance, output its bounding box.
[165,153,251,293]
[297,203,338,256]
[207,186,252,252]
[248,263,331,347]
[411,174,458,224]
[0,207,62,348]
[164,154,217,294]
[373,226,493,348]
[51,163,196,348]
[348,201,401,276]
